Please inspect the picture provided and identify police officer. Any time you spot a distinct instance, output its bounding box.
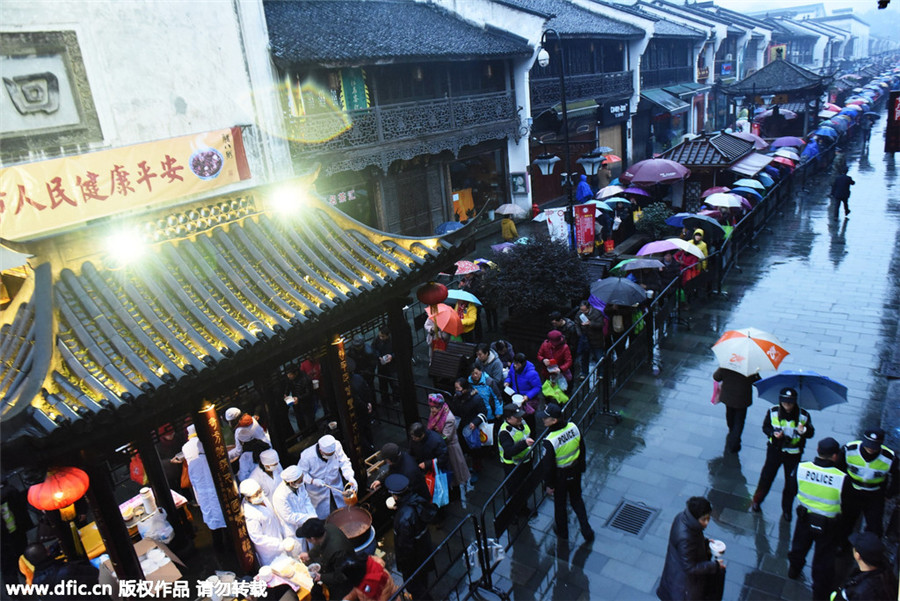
[498,403,534,475]
[750,388,814,521]
[788,437,851,601]
[830,531,899,600]
[539,404,594,542]
[838,428,898,538]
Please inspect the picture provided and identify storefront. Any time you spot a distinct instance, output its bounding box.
[596,97,630,178]
[636,88,690,158]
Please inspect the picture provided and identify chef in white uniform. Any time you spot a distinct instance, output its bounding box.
[249,449,282,505]
[239,479,293,566]
[272,465,318,536]
[296,435,357,519]
[226,407,270,461]
[181,425,225,531]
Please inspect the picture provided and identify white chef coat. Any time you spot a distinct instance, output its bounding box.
[296,442,357,519]
[182,437,225,530]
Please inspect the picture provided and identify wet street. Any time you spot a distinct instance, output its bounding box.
[490,119,900,600]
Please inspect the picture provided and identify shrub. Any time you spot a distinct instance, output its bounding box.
[635,201,674,240]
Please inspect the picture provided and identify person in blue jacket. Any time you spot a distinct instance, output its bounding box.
[505,352,543,431]
[575,174,593,203]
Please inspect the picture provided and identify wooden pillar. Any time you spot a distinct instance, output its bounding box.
[193,402,256,574]
[254,376,291,463]
[80,450,142,580]
[387,299,419,431]
[132,431,191,549]
[324,334,365,485]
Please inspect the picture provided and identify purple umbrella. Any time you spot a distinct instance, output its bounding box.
[620,159,691,186]
[622,186,651,197]
[730,131,768,150]
[771,136,806,148]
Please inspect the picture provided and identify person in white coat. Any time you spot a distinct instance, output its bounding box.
[272,465,318,536]
[239,479,291,566]
[181,425,226,538]
[297,435,358,519]
[249,449,282,505]
[226,407,270,462]
[233,429,271,483]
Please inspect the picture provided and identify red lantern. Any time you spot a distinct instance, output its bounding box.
[27,467,90,511]
[416,282,448,306]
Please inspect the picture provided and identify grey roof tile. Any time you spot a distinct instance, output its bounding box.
[501,0,643,37]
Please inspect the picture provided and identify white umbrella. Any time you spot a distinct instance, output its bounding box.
[712,328,789,376]
[596,185,625,200]
[774,149,801,161]
[495,203,527,217]
[704,193,743,209]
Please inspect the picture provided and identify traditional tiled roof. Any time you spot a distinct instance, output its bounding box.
[264,0,531,68]
[772,18,821,40]
[661,132,754,167]
[722,59,826,95]
[500,0,643,37]
[654,18,707,38]
[0,181,468,460]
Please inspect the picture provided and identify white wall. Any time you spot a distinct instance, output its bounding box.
[1,0,291,183]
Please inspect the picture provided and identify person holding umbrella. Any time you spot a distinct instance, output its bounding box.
[749,388,814,521]
[501,214,518,242]
[712,367,761,454]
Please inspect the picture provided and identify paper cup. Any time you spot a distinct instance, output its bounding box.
[709,539,726,558]
[307,563,321,576]
[312,379,319,389]
[258,566,273,582]
[511,394,525,407]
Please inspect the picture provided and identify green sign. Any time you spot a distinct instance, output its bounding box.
[340,68,369,112]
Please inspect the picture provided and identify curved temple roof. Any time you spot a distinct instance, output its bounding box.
[0,181,467,461]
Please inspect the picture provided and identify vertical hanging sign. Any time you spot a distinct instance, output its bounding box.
[545,208,568,243]
[573,204,595,254]
[340,68,369,112]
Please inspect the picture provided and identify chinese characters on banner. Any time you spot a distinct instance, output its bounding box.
[886,91,900,154]
[544,208,568,243]
[329,335,364,480]
[325,188,358,207]
[573,204,595,254]
[0,127,250,240]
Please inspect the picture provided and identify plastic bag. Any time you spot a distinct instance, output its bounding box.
[463,414,493,448]
[432,459,449,507]
[137,508,174,544]
[710,380,721,405]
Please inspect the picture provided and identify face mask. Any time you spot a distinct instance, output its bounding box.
[249,494,264,505]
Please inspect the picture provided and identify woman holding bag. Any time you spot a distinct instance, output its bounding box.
[427,394,471,489]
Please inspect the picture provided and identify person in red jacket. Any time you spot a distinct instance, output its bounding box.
[537,330,573,383]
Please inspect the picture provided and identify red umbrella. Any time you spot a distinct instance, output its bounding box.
[620,159,690,186]
[28,467,90,511]
[823,102,841,112]
[701,186,731,198]
[772,156,795,171]
[425,304,464,336]
[602,154,622,164]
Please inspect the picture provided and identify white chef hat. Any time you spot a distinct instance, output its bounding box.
[259,449,279,466]
[186,424,196,438]
[239,479,262,497]
[225,407,241,421]
[281,465,302,483]
[318,435,337,453]
[236,428,254,443]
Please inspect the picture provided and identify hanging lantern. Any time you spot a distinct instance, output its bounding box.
[27,467,90,512]
[416,282,448,306]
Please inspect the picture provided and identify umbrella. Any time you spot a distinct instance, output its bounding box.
[732,186,763,200]
[665,212,696,227]
[730,131,768,150]
[586,199,613,212]
[603,154,622,164]
[532,212,549,222]
[763,165,781,178]
[732,179,765,191]
[425,304,464,336]
[704,193,743,209]
[435,221,464,235]
[774,149,801,161]
[490,242,515,253]
[612,258,664,272]
[771,136,805,149]
[753,370,848,411]
[711,327,789,376]
[813,127,839,138]
[590,277,649,306]
[823,102,841,112]
[698,208,724,220]
[622,186,651,197]
[596,185,625,200]
[595,146,615,154]
[701,186,731,198]
[495,203,527,217]
[605,197,632,206]
[863,112,881,120]
[756,173,775,188]
[755,108,797,120]
[772,156,796,169]
[445,289,482,306]
[683,215,726,241]
[620,158,691,186]
[637,238,705,260]
[454,260,481,275]
[846,99,867,106]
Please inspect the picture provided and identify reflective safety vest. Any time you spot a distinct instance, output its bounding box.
[768,407,810,454]
[796,462,844,518]
[498,422,531,465]
[547,423,581,469]
[844,442,894,492]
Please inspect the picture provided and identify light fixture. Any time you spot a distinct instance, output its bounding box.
[734,96,745,107]
[761,94,776,105]
[537,47,551,68]
[532,153,561,176]
[576,149,606,176]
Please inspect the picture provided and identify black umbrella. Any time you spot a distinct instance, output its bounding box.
[684,215,726,242]
[590,277,649,306]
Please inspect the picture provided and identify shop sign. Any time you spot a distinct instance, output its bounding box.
[325,188,360,206]
[600,99,630,126]
[544,208,568,243]
[0,127,251,241]
[340,68,369,112]
[698,66,710,82]
[720,62,733,76]
[886,91,900,153]
[573,204,595,254]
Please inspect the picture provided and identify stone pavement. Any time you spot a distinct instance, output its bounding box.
[481,117,900,600]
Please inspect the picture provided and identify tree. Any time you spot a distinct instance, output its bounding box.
[481,235,588,316]
[635,202,673,240]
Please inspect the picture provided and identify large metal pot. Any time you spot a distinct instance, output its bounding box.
[326,505,373,547]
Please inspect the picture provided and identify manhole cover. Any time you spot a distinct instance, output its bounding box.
[605,500,658,537]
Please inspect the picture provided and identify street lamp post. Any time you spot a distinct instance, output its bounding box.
[535,28,576,250]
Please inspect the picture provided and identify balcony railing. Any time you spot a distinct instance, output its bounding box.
[530,71,633,111]
[640,66,694,89]
[285,90,517,155]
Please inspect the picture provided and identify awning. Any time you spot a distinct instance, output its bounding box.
[640,88,690,114]
[549,99,600,119]
[663,83,711,98]
[681,82,711,95]
[728,152,774,177]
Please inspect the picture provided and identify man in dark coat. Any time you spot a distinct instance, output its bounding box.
[657,497,725,601]
[370,443,430,501]
[284,367,316,435]
[831,531,899,600]
[575,301,606,377]
[298,518,355,600]
[408,422,449,473]
[347,334,378,392]
[712,367,761,454]
[25,543,100,601]
[830,168,855,220]
[371,325,398,405]
[387,474,434,600]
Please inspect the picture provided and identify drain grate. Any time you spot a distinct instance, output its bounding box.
[605,500,658,537]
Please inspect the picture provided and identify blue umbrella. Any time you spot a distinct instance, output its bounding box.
[763,165,781,178]
[435,221,464,235]
[813,127,839,138]
[610,177,621,186]
[732,186,763,200]
[753,370,848,411]
[665,212,695,227]
[445,289,482,306]
[756,173,775,188]
[838,109,859,117]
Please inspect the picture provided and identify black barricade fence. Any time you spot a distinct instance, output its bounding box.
[395,128,847,599]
